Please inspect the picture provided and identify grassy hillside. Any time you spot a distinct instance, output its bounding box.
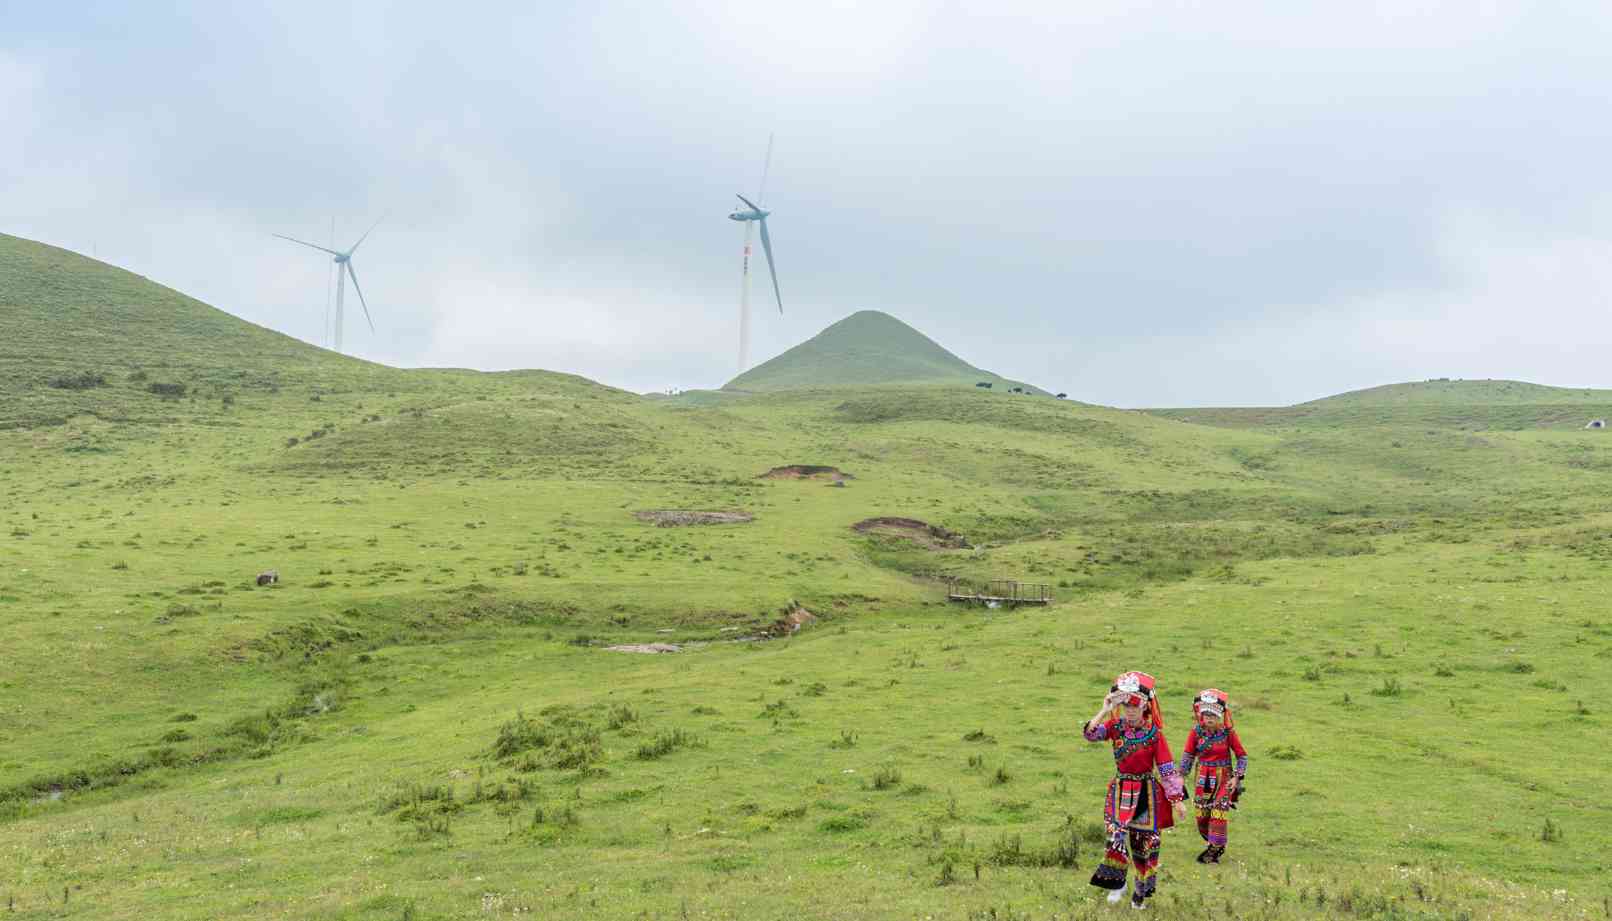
[724,310,1045,394]
[1305,378,1612,406]
[0,234,421,428]
[1150,378,1612,431]
[1,240,1610,919]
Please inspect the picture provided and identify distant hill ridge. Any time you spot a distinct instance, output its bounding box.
[723,310,1043,394]
[1301,378,1612,406]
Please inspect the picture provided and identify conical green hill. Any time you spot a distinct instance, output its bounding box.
[723,310,1042,393]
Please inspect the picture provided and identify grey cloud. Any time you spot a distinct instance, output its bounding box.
[6,2,1612,405]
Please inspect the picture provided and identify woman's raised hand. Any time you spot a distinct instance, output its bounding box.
[1092,690,1120,723]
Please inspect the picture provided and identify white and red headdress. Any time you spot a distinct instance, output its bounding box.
[1193,688,1232,728]
[1112,671,1163,728]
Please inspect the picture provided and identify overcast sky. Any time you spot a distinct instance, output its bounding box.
[6,2,1612,406]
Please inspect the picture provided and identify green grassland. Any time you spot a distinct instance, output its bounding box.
[3,234,1612,919]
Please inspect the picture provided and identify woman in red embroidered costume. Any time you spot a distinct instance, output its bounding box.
[1180,688,1248,864]
[1082,671,1187,909]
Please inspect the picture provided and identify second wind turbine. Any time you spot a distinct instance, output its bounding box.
[728,135,782,373]
[275,219,382,355]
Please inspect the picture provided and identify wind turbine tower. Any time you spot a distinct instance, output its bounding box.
[732,135,781,373]
[275,219,382,355]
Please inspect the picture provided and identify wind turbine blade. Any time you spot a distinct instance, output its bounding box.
[273,233,341,256]
[757,218,782,313]
[347,216,384,255]
[345,261,376,332]
[757,132,774,206]
[736,193,763,213]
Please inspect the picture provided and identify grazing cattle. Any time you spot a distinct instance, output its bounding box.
[1056,393,1067,399]
[256,570,279,586]
[976,382,993,389]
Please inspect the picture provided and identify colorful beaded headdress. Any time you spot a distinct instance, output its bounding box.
[1193,688,1232,728]
[1112,671,1163,728]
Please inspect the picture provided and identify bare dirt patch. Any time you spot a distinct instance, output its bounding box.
[762,604,819,638]
[759,465,854,481]
[633,510,754,527]
[851,517,971,550]
[605,643,683,654]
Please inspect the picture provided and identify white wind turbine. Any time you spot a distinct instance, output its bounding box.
[274,219,381,354]
[728,135,781,373]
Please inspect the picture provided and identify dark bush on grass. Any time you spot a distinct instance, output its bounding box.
[531,804,579,828]
[819,814,866,833]
[871,764,902,790]
[636,728,699,760]
[986,828,1081,869]
[607,704,638,730]
[491,711,603,770]
[49,371,108,390]
[147,382,187,399]
[377,781,459,818]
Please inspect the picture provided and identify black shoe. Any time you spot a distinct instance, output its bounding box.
[1195,847,1212,863]
[1131,893,1147,910]
[1207,846,1224,863]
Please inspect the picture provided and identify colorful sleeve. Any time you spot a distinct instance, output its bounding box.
[1154,733,1185,801]
[1083,719,1112,742]
[1179,728,1198,775]
[1229,729,1248,775]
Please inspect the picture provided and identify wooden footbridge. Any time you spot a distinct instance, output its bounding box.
[946,579,1052,607]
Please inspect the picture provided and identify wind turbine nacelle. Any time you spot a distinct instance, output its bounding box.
[729,209,768,222]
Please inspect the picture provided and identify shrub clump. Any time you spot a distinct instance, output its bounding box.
[636,728,701,761]
[147,382,187,399]
[490,710,603,771]
[48,371,108,390]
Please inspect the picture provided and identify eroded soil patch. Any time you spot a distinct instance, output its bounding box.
[605,643,683,654]
[633,510,754,527]
[851,517,971,549]
[759,465,853,481]
[761,604,818,638]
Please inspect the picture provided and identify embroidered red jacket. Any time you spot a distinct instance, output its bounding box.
[1084,718,1185,830]
[1180,727,1247,806]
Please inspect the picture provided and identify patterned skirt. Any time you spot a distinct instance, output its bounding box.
[1105,772,1173,831]
[1192,762,1236,807]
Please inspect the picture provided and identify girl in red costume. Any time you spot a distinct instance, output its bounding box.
[1082,671,1187,909]
[1180,688,1248,864]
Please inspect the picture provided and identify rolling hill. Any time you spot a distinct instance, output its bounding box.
[1149,377,1612,430]
[1303,378,1612,406]
[2,234,1610,919]
[0,233,407,427]
[723,309,1045,393]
